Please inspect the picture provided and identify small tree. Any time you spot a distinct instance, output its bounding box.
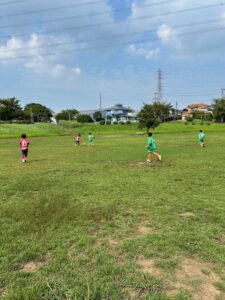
[93,111,102,122]
[138,104,160,132]
[24,103,52,122]
[77,114,93,123]
[56,109,79,121]
[0,98,22,121]
[212,99,225,122]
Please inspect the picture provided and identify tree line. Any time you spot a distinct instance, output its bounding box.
[1,98,225,130]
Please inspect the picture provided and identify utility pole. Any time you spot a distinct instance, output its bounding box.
[99,92,102,110]
[221,88,225,99]
[30,108,33,123]
[175,101,178,119]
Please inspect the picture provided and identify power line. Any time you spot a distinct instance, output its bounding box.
[1,15,224,40]
[0,0,182,18]
[1,25,225,61]
[0,0,30,6]
[164,92,217,97]
[0,1,223,30]
[1,20,225,55]
[0,27,225,61]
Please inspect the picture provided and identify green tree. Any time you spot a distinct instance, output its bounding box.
[151,101,172,121]
[93,111,102,122]
[24,103,52,122]
[0,98,22,121]
[138,102,173,131]
[77,114,93,123]
[55,109,79,121]
[138,104,160,132]
[212,99,225,122]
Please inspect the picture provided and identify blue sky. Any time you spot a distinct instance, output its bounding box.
[0,0,225,112]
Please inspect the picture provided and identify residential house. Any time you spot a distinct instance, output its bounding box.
[104,103,137,123]
[80,103,137,123]
[181,103,212,120]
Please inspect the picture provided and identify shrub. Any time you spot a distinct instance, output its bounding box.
[186,116,193,122]
[126,121,131,124]
[184,121,189,125]
[200,121,205,126]
[106,121,111,125]
[113,121,118,125]
[99,120,105,125]
[191,121,196,125]
[206,122,211,126]
[120,121,125,125]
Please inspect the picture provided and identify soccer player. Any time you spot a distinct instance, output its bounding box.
[75,134,81,146]
[87,132,94,146]
[198,130,205,147]
[146,132,162,163]
[19,134,29,163]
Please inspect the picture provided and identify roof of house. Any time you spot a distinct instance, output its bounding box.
[187,103,209,109]
[105,103,130,111]
[182,111,193,116]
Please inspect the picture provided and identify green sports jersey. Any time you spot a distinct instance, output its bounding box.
[198,132,205,141]
[147,137,156,151]
[87,134,94,142]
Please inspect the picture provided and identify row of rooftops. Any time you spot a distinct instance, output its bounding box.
[80,103,212,117]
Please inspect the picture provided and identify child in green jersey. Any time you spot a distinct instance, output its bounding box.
[87,132,94,146]
[146,132,162,163]
[198,130,205,147]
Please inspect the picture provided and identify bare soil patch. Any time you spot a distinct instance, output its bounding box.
[125,287,139,300]
[167,258,221,300]
[20,253,50,273]
[137,256,163,278]
[137,225,154,235]
[129,222,155,237]
[95,238,124,263]
[179,212,195,217]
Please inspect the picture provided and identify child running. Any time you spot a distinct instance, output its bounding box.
[75,134,81,146]
[19,133,29,163]
[198,130,205,147]
[87,132,94,146]
[146,132,162,163]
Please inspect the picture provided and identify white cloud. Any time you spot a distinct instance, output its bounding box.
[157,24,172,40]
[50,64,66,77]
[127,44,160,59]
[0,34,82,78]
[72,68,81,75]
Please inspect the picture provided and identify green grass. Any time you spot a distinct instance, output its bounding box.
[0,123,69,138]
[0,126,225,299]
[1,120,225,139]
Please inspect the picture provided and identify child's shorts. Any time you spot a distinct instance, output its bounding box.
[148,149,156,153]
[21,149,28,156]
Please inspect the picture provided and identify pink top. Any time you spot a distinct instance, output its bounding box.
[19,138,29,150]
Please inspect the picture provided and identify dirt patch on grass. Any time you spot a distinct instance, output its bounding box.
[137,256,163,278]
[179,212,195,217]
[137,225,154,235]
[95,238,124,263]
[125,287,139,299]
[128,161,150,167]
[167,258,221,300]
[129,222,155,237]
[20,253,50,273]
[0,288,7,296]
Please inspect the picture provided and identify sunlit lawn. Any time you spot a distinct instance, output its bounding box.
[0,128,225,299]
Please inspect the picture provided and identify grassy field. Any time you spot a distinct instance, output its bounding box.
[1,121,225,139]
[0,125,225,299]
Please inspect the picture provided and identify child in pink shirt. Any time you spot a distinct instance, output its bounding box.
[19,134,29,163]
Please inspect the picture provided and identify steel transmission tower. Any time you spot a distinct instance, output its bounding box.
[154,69,163,103]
